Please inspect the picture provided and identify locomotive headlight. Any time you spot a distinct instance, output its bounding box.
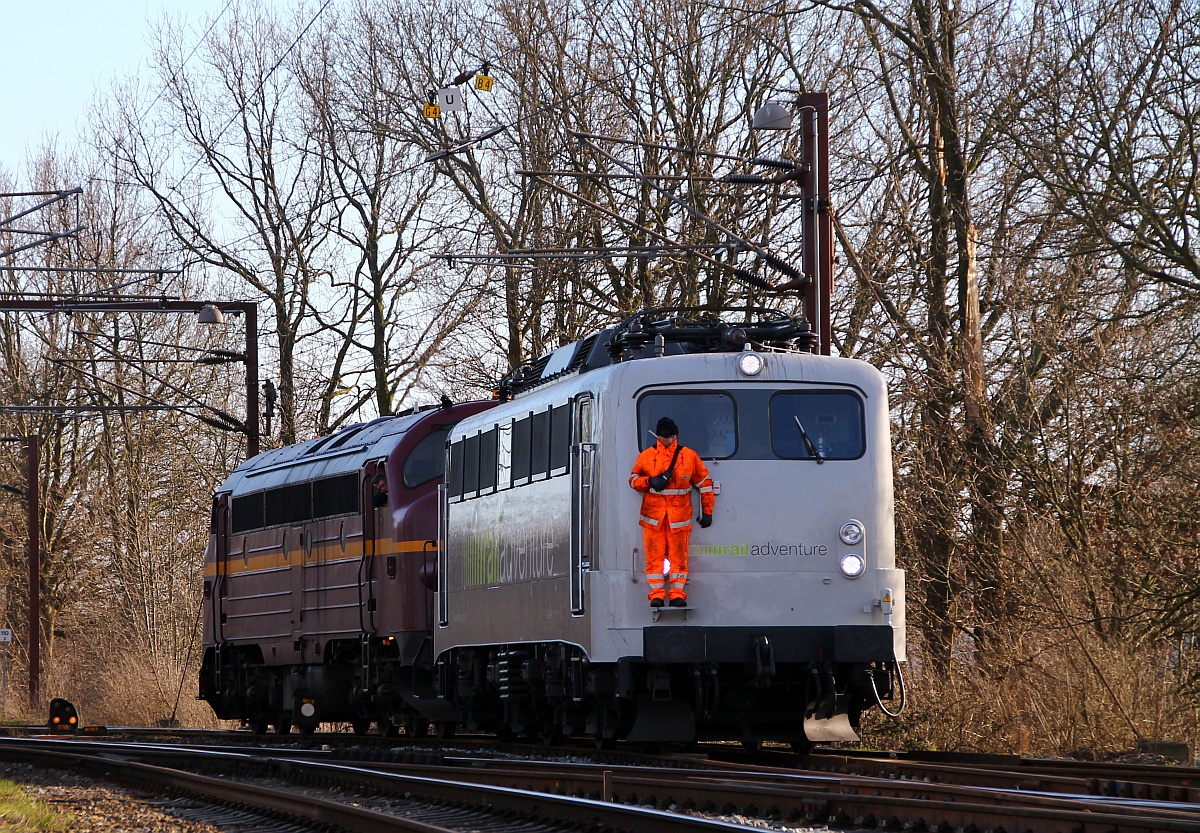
[839,553,866,578]
[737,351,765,376]
[839,520,865,546]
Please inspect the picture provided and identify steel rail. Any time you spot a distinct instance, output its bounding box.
[8,726,1200,805]
[0,738,771,833]
[6,737,1200,833]
[802,753,1200,804]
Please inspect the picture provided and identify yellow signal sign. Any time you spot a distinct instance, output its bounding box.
[423,103,441,119]
[475,75,494,92]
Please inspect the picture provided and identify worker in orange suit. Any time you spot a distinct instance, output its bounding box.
[629,417,716,607]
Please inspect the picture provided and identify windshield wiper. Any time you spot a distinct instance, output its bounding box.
[793,416,825,464]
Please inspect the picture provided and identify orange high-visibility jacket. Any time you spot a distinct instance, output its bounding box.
[629,440,715,531]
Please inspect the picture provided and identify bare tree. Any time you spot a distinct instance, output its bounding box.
[0,148,242,720]
[811,0,1040,665]
[1017,0,1200,296]
[294,3,489,431]
[375,0,829,372]
[101,0,333,445]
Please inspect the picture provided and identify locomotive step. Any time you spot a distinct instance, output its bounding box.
[650,604,692,622]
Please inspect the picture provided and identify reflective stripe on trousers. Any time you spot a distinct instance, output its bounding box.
[642,524,690,602]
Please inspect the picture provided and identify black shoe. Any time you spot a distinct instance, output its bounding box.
[650,598,664,608]
[669,598,686,607]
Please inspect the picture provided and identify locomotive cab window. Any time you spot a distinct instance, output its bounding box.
[769,391,865,460]
[404,426,451,488]
[638,391,737,458]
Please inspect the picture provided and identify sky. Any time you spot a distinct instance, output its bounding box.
[0,0,230,177]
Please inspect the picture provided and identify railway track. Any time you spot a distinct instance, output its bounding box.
[2,733,1199,832]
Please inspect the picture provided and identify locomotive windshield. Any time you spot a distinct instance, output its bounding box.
[770,391,865,460]
[636,388,866,461]
[403,427,451,488]
[637,391,737,457]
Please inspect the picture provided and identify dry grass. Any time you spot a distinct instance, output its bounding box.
[862,629,1200,760]
[0,780,72,833]
[25,636,219,729]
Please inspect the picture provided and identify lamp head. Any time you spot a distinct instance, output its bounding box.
[752,100,793,130]
[197,304,226,325]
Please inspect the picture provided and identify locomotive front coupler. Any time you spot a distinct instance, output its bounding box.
[751,635,776,688]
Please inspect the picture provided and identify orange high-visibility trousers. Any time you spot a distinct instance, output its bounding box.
[643,524,691,602]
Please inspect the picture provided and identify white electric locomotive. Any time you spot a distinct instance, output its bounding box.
[435,307,905,749]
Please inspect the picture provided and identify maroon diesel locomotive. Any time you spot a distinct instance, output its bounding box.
[200,398,493,735]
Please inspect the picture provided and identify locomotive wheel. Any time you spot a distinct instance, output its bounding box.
[273,718,292,735]
[405,717,429,739]
[379,719,400,738]
[433,721,457,739]
[250,717,269,735]
[541,724,563,747]
[351,719,371,736]
[791,737,814,756]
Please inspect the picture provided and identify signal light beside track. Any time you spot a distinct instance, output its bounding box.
[47,698,79,733]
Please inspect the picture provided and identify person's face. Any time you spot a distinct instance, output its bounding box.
[657,434,677,446]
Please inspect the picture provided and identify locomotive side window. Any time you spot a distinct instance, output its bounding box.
[447,441,464,498]
[265,481,311,526]
[769,391,865,460]
[531,409,551,477]
[511,415,532,484]
[403,427,451,488]
[462,432,480,495]
[232,492,264,533]
[497,422,512,486]
[229,472,368,533]
[550,404,571,472]
[312,473,359,517]
[478,427,498,492]
[448,402,573,501]
[638,392,737,458]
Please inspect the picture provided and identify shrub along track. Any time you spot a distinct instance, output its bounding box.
[0,734,1198,833]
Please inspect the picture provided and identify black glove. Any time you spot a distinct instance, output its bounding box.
[648,474,669,491]
[698,513,712,528]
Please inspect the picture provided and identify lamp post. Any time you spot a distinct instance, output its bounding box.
[0,435,39,709]
[0,297,260,711]
[25,435,37,709]
[0,299,260,458]
[192,303,260,458]
[751,92,833,357]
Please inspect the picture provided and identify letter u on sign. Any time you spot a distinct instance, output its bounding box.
[437,88,465,112]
